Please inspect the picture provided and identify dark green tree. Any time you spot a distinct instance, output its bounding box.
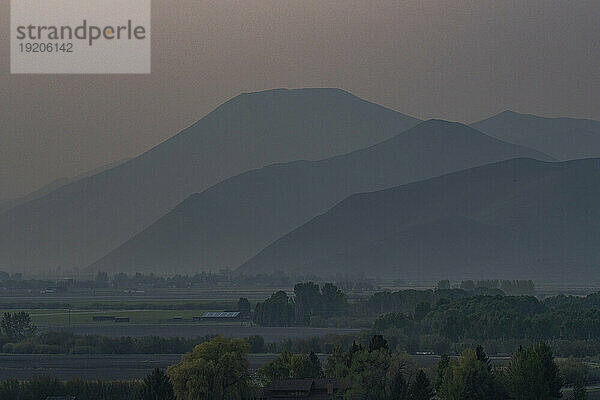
[95,271,109,288]
[369,334,389,353]
[414,302,431,321]
[325,345,416,400]
[505,342,563,399]
[387,368,409,400]
[561,356,588,392]
[258,351,323,385]
[237,297,251,317]
[167,336,250,400]
[0,312,36,340]
[435,354,450,392]
[572,383,587,400]
[476,345,491,371]
[246,335,265,353]
[308,352,324,378]
[320,283,347,316]
[253,291,295,327]
[438,349,503,400]
[437,280,451,290]
[141,368,175,400]
[409,370,433,400]
[294,282,322,325]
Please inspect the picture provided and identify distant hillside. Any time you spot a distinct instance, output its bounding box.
[0,159,129,214]
[91,120,551,273]
[473,111,600,160]
[0,88,419,273]
[239,158,600,282]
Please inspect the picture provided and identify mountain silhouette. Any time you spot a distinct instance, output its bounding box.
[0,159,129,215]
[0,88,420,273]
[473,111,600,160]
[91,120,551,273]
[239,158,600,281]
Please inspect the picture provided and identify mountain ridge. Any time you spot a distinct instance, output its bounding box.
[473,111,600,160]
[0,88,420,273]
[90,119,552,273]
[238,157,600,281]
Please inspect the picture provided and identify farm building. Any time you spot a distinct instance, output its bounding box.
[46,396,77,400]
[264,379,339,399]
[92,316,116,321]
[194,311,241,321]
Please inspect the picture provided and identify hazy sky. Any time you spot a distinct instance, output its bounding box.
[1,0,599,199]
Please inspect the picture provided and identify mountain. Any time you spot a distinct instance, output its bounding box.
[0,159,129,214]
[0,88,420,273]
[0,200,9,213]
[238,158,600,282]
[91,120,551,273]
[472,111,600,160]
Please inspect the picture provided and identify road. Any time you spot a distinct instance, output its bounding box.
[0,353,508,380]
[0,354,321,380]
[45,324,361,342]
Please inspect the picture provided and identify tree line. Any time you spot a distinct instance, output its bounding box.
[4,335,584,400]
[253,282,348,326]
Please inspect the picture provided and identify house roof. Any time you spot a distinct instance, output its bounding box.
[266,379,315,392]
[201,311,240,318]
[45,396,76,400]
[266,378,339,392]
[312,379,340,390]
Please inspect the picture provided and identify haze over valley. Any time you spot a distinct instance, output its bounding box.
[2,89,600,283]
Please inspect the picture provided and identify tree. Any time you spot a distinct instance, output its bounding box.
[369,335,389,353]
[475,345,491,372]
[560,356,588,387]
[386,353,419,400]
[435,354,450,393]
[504,342,563,400]
[167,336,250,400]
[253,291,294,327]
[245,335,265,353]
[290,352,324,380]
[258,351,323,385]
[320,283,347,316]
[95,271,109,288]
[141,368,175,400]
[560,356,587,400]
[258,351,292,385]
[437,280,451,290]
[237,298,251,317]
[571,383,587,400]
[414,302,431,321]
[294,282,322,325]
[343,348,391,399]
[307,352,324,378]
[325,343,417,400]
[387,365,409,400]
[1,312,36,340]
[409,370,433,400]
[437,349,503,400]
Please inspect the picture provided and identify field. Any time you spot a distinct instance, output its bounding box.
[12,308,217,326]
[50,324,360,341]
[2,353,596,399]
[0,354,304,380]
[0,354,464,380]
[1,301,360,342]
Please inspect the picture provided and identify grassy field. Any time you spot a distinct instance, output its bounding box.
[3,308,220,326]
